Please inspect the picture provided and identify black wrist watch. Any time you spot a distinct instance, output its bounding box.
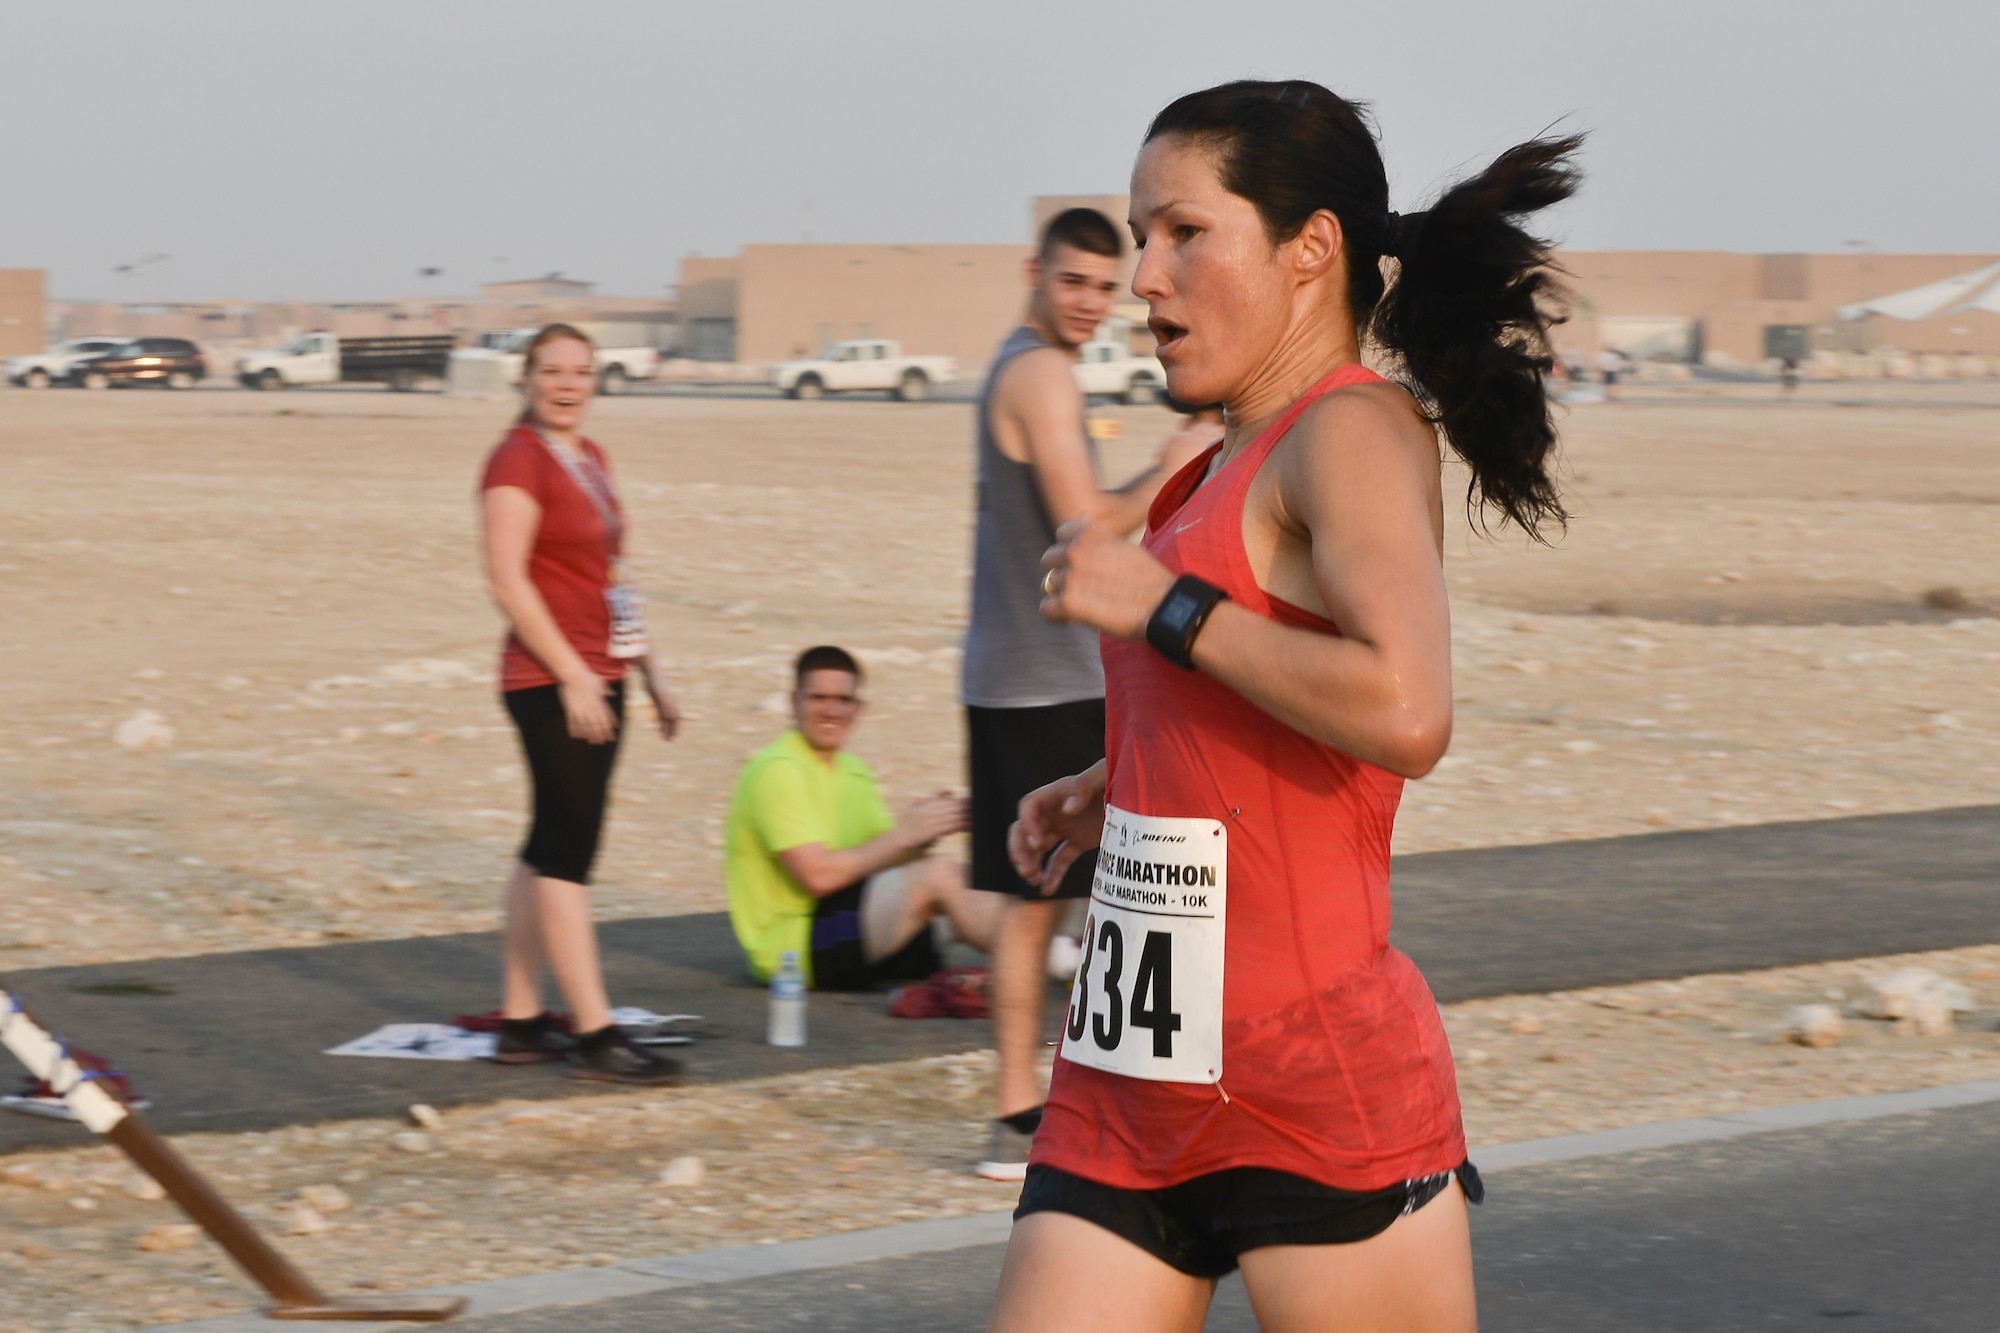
[1145,574,1229,670]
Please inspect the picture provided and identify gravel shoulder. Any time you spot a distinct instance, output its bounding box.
[0,388,1995,966]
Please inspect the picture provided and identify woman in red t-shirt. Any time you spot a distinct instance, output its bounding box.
[990,83,1581,1330]
[479,324,682,1086]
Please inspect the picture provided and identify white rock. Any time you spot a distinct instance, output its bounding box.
[297,1184,351,1214]
[1898,993,1956,1037]
[112,710,176,752]
[282,1202,329,1236]
[388,1131,434,1154]
[1785,1004,1846,1048]
[122,1174,167,1202]
[658,1156,705,1188]
[136,1224,200,1253]
[1856,967,1974,1021]
[408,1103,445,1131]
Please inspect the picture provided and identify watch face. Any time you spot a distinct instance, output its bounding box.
[1163,590,1197,629]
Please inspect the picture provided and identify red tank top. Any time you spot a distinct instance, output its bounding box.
[1033,364,1466,1192]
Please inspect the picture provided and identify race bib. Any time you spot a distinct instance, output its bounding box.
[605,577,650,660]
[1060,805,1226,1084]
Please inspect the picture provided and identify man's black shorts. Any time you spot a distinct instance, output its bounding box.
[808,879,941,992]
[966,698,1106,901]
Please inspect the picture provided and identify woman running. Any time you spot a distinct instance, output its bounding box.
[480,323,684,1086]
[992,81,1580,1331]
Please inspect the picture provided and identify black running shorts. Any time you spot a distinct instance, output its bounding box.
[504,679,624,885]
[1015,1161,1484,1278]
[966,698,1106,901]
[809,880,942,992]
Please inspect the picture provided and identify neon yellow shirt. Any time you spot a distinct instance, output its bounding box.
[724,729,894,985]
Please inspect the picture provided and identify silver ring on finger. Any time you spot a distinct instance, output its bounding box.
[1042,568,1061,598]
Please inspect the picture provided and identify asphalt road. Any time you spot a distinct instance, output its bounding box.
[449,1099,2000,1332]
[6,804,1998,1152]
[1389,802,2000,1003]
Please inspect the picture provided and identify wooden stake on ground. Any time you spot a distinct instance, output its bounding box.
[1,987,465,1322]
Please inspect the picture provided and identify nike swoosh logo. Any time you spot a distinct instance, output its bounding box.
[1174,519,1203,534]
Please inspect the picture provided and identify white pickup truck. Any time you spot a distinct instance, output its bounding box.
[771,339,957,401]
[470,328,662,394]
[1073,340,1167,405]
[237,333,456,391]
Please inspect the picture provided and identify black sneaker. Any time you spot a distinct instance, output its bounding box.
[565,1029,685,1086]
[491,1013,575,1065]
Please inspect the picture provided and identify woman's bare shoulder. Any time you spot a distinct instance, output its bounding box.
[1280,378,1438,488]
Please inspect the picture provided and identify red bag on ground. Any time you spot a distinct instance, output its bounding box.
[888,967,991,1020]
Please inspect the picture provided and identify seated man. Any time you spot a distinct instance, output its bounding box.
[726,645,1001,990]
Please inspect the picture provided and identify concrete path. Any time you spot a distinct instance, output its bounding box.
[151,1079,2000,1332]
[6,804,1997,1153]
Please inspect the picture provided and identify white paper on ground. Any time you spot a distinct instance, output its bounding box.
[324,1024,495,1061]
[612,1008,704,1045]
[609,1008,704,1027]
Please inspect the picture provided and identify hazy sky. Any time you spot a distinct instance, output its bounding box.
[5,1,1995,301]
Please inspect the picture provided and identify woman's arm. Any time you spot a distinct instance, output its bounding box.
[634,652,682,741]
[1042,392,1452,778]
[482,485,618,743]
[1007,760,1108,893]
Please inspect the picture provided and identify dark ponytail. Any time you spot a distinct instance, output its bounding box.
[1146,80,1582,539]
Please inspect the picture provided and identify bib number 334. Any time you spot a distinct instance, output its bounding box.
[1060,805,1226,1085]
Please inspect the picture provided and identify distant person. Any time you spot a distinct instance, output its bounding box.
[963,207,1221,1182]
[1597,345,1627,400]
[480,323,685,1086]
[989,79,1580,1330]
[1780,354,1801,397]
[725,646,1001,989]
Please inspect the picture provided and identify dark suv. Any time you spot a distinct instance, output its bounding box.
[70,338,206,389]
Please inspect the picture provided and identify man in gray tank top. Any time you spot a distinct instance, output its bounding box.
[965,208,1220,1179]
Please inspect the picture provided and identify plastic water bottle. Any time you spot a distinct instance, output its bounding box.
[767,951,807,1047]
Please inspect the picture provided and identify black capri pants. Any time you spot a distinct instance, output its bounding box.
[504,678,624,884]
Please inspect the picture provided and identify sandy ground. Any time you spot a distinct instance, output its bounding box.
[2,941,1996,1331]
[0,383,1995,964]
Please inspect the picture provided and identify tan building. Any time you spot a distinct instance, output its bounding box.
[0,269,47,358]
[1555,250,2000,364]
[734,244,1028,365]
[480,275,600,301]
[678,195,1150,365]
[676,189,1998,371]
